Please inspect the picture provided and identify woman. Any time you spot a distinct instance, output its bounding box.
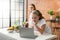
[29,10,51,34]
[23,4,36,28]
[28,4,36,27]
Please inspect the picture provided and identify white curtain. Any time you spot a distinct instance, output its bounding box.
[0,0,9,28]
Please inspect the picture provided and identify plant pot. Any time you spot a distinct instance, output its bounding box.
[50,16,53,20]
[56,18,59,21]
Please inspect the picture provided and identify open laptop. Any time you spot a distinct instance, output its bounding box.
[19,28,37,39]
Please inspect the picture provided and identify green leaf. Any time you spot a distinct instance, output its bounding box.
[56,15,60,18]
[48,10,54,16]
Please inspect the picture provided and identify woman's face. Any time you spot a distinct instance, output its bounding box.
[32,14,40,22]
[29,5,34,12]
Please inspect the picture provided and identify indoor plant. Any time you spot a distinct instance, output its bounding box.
[56,15,60,21]
[48,10,54,20]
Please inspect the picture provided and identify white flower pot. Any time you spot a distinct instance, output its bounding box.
[56,18,58,21]
[50,16,53,20]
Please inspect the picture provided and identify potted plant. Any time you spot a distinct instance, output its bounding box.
[48,10,54,20]
[56,15,60,21]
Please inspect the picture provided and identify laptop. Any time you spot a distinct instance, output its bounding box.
[19,28,37,39]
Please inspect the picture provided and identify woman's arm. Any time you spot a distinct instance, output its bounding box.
[34,24,46,34]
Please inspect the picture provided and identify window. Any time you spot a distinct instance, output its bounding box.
[0,0,9,28]
[0,0,26,28]
[11,0,26,26]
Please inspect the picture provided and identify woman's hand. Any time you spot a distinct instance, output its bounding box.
[23,22,28,28]
[33,21,37,27]
[31,22,37,28]
[33,22,46,34]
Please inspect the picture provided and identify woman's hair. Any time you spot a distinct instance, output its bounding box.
[30,4,36,10]
[32,10,44,20]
